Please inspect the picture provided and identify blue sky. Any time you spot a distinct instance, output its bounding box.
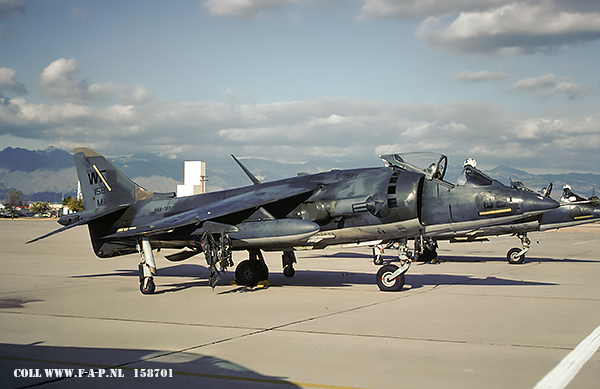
[1,0,599,174]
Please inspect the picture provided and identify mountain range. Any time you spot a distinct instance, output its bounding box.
[1,147,598,203]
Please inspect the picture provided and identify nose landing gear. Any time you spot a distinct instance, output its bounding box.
[507,233,530,264]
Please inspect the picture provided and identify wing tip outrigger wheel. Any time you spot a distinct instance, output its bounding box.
[138,238,158,295]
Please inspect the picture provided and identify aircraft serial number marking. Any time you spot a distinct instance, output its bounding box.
[95,187,109,196]
[154,206,172,213]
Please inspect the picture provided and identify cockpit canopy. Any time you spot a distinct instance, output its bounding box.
[456,166,495,187]
[379,153,448,181]
[561,187,588,203]
[380,152,507,189]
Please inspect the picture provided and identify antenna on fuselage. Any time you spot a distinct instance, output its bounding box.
[231,155,261,185]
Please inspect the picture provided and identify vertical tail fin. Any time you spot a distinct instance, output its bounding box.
[74,148,153,211]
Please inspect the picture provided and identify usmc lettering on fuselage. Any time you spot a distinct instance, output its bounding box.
[97,196,123,207]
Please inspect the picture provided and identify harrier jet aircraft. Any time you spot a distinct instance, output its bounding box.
[406,176,600,265]
[28,149,558,293]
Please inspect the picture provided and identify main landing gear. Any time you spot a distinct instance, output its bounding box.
[414,236,438,262]
[507,233,530,264]
[235,250,269,287]
[234,250,297,286]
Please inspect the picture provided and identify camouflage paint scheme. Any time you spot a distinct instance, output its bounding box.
[28,149,559,293]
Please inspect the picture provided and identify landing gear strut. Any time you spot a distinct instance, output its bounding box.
[372,245,384,265]
[372,238,413,266]
[414,236,438,262]
[507,233,530,264]
[138,237,157,295]
[282,251,296,277]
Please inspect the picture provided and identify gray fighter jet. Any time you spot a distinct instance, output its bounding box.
[410,176,600,264]
[28,148,558,293]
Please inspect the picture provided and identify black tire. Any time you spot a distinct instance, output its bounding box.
[507,247,525,264]
[283,265,295,277]
[140,277,156,294]
[376,265,405,292]
[416,249,437,262]
[373,255,383,266]
[235,260,263,286]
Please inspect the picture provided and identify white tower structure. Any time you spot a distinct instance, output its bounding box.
[177,161,207,197]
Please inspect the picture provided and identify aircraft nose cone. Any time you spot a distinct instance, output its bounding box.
[520,192,559,214]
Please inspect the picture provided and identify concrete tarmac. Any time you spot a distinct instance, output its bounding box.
[1,219,599,388]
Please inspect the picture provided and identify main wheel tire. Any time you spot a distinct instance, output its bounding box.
[507,247,525,264]
[235,260,263,286]
[140,277,156,294]
[283,264,295,277]
[376,265,405,292]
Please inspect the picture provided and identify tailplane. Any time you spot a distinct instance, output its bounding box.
[74,147,154,211]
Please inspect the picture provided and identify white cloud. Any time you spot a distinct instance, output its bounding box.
[451,70,508,83]
[39,58,152,104]
[1,93,598,173]
[512,74,590,100]
[203,0,305,18]
[358,0,511,20]
[39,58,85,98]
[512,74,556,90]
[0,67,26,94]
[415,1,600,55]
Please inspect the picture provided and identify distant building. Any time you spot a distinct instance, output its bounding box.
[176,161,207,197]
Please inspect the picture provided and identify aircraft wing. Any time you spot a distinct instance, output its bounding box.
[102,184,313,240]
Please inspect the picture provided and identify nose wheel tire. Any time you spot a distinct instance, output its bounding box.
[507,247,525,264]
[376,264,405,292]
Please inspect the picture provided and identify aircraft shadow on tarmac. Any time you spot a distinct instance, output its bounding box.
[316,252,600,264]
[71,262,556,292]
[0,342,300,388]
